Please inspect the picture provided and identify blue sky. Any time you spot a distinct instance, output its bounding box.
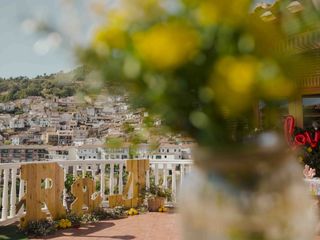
[0,0,274,78]
[0,0,103,78]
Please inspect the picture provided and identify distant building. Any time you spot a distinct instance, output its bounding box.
[76,145,102,160]
[45,130,73,146]
[0,145,48,163]
[47,146,76,161]
[101,143,130,160]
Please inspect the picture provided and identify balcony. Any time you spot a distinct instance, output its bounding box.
[0,158,193,226]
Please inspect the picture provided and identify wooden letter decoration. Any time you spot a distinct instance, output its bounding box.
[19,163,66,223]
[109,159,149,208]
[70,177,102,215]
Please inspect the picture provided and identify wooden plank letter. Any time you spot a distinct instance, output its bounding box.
[70,177,102,215]
[109,159,149,208]
[20,163,66,223]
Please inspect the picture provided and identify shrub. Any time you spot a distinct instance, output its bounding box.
[21,219,57,237]
[66,213,82,226]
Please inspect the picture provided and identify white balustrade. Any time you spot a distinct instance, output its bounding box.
[146,168,150,189]
[100,163,106,200]
[9,168,17,217]
[72,165,77,177]
[163,164,167,187]
[155,163,159,185]
[82,164,87,178]
[18,178,25,214]
[180,164,185,187]
[109,163,115,195]
[171,164,176,202]
[118,163,124,194]
[1,168,9,221]
[63,167,67,208]
[0,158,193,225]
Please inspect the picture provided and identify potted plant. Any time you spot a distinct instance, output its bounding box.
[143,183,171,212]
[79,0,320,238]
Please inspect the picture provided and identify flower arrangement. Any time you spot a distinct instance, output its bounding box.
[158,206,168,213]
[106,206,128,219]
[147,183,172,201]
[127,208,138,216]
[293,126,320,177]
[58,219,72,229]
[81,213,99,224]
[66,212,82,227]
[141,182,172,212]
[19,207,131,237]
[21,219,57,237]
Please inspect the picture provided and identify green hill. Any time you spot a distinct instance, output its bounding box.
[0,67,89,102]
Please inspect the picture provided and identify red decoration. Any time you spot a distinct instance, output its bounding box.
[284,115,320,148]
[284,115,295,146]
[294,134,306,145]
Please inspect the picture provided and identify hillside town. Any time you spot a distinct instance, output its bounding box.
[0,95,195,163]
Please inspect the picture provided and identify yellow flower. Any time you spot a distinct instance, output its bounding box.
[259,76,294,99]
[218,57,256,94]
[307,147,312,153]
[59,219,71,229]
[298,156,304,162]
[211,56,257,114]
[93,26,127,49]
[257,61,295,99]
[192,0,251,26]
[158,207,167,212]
[133,22,200,70]
[127,208,138,216]
[196,1,218,25]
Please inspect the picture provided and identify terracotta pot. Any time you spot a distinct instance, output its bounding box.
[180,134,318,240]
[148,197,165,212]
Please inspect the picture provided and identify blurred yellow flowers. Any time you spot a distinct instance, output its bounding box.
[93,26,127,50]
[133,22,200,70]
[191,0,251,26]
[158,206,168,212]
[212,57,257,114]
[196,1,218,26]
[218,57,256,94]
[127,208,138,216]
[58,219,72,229]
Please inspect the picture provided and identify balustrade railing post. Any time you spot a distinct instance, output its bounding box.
[163,164,167,188]
[0,171,2,211]
[155,163,159,185]
[180,164,185,187]
[109,163,115,195]
[187,165,192,174]
[1,168,9,220]
[146,167,150,189]
[118,163,123,194]
[171,164,176,203]
[63,167,67,208]
[73,165,77,177]
[18,178,25,214]
[82,164,87,178]
[9,168,17,218]
[100,163,106,201]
